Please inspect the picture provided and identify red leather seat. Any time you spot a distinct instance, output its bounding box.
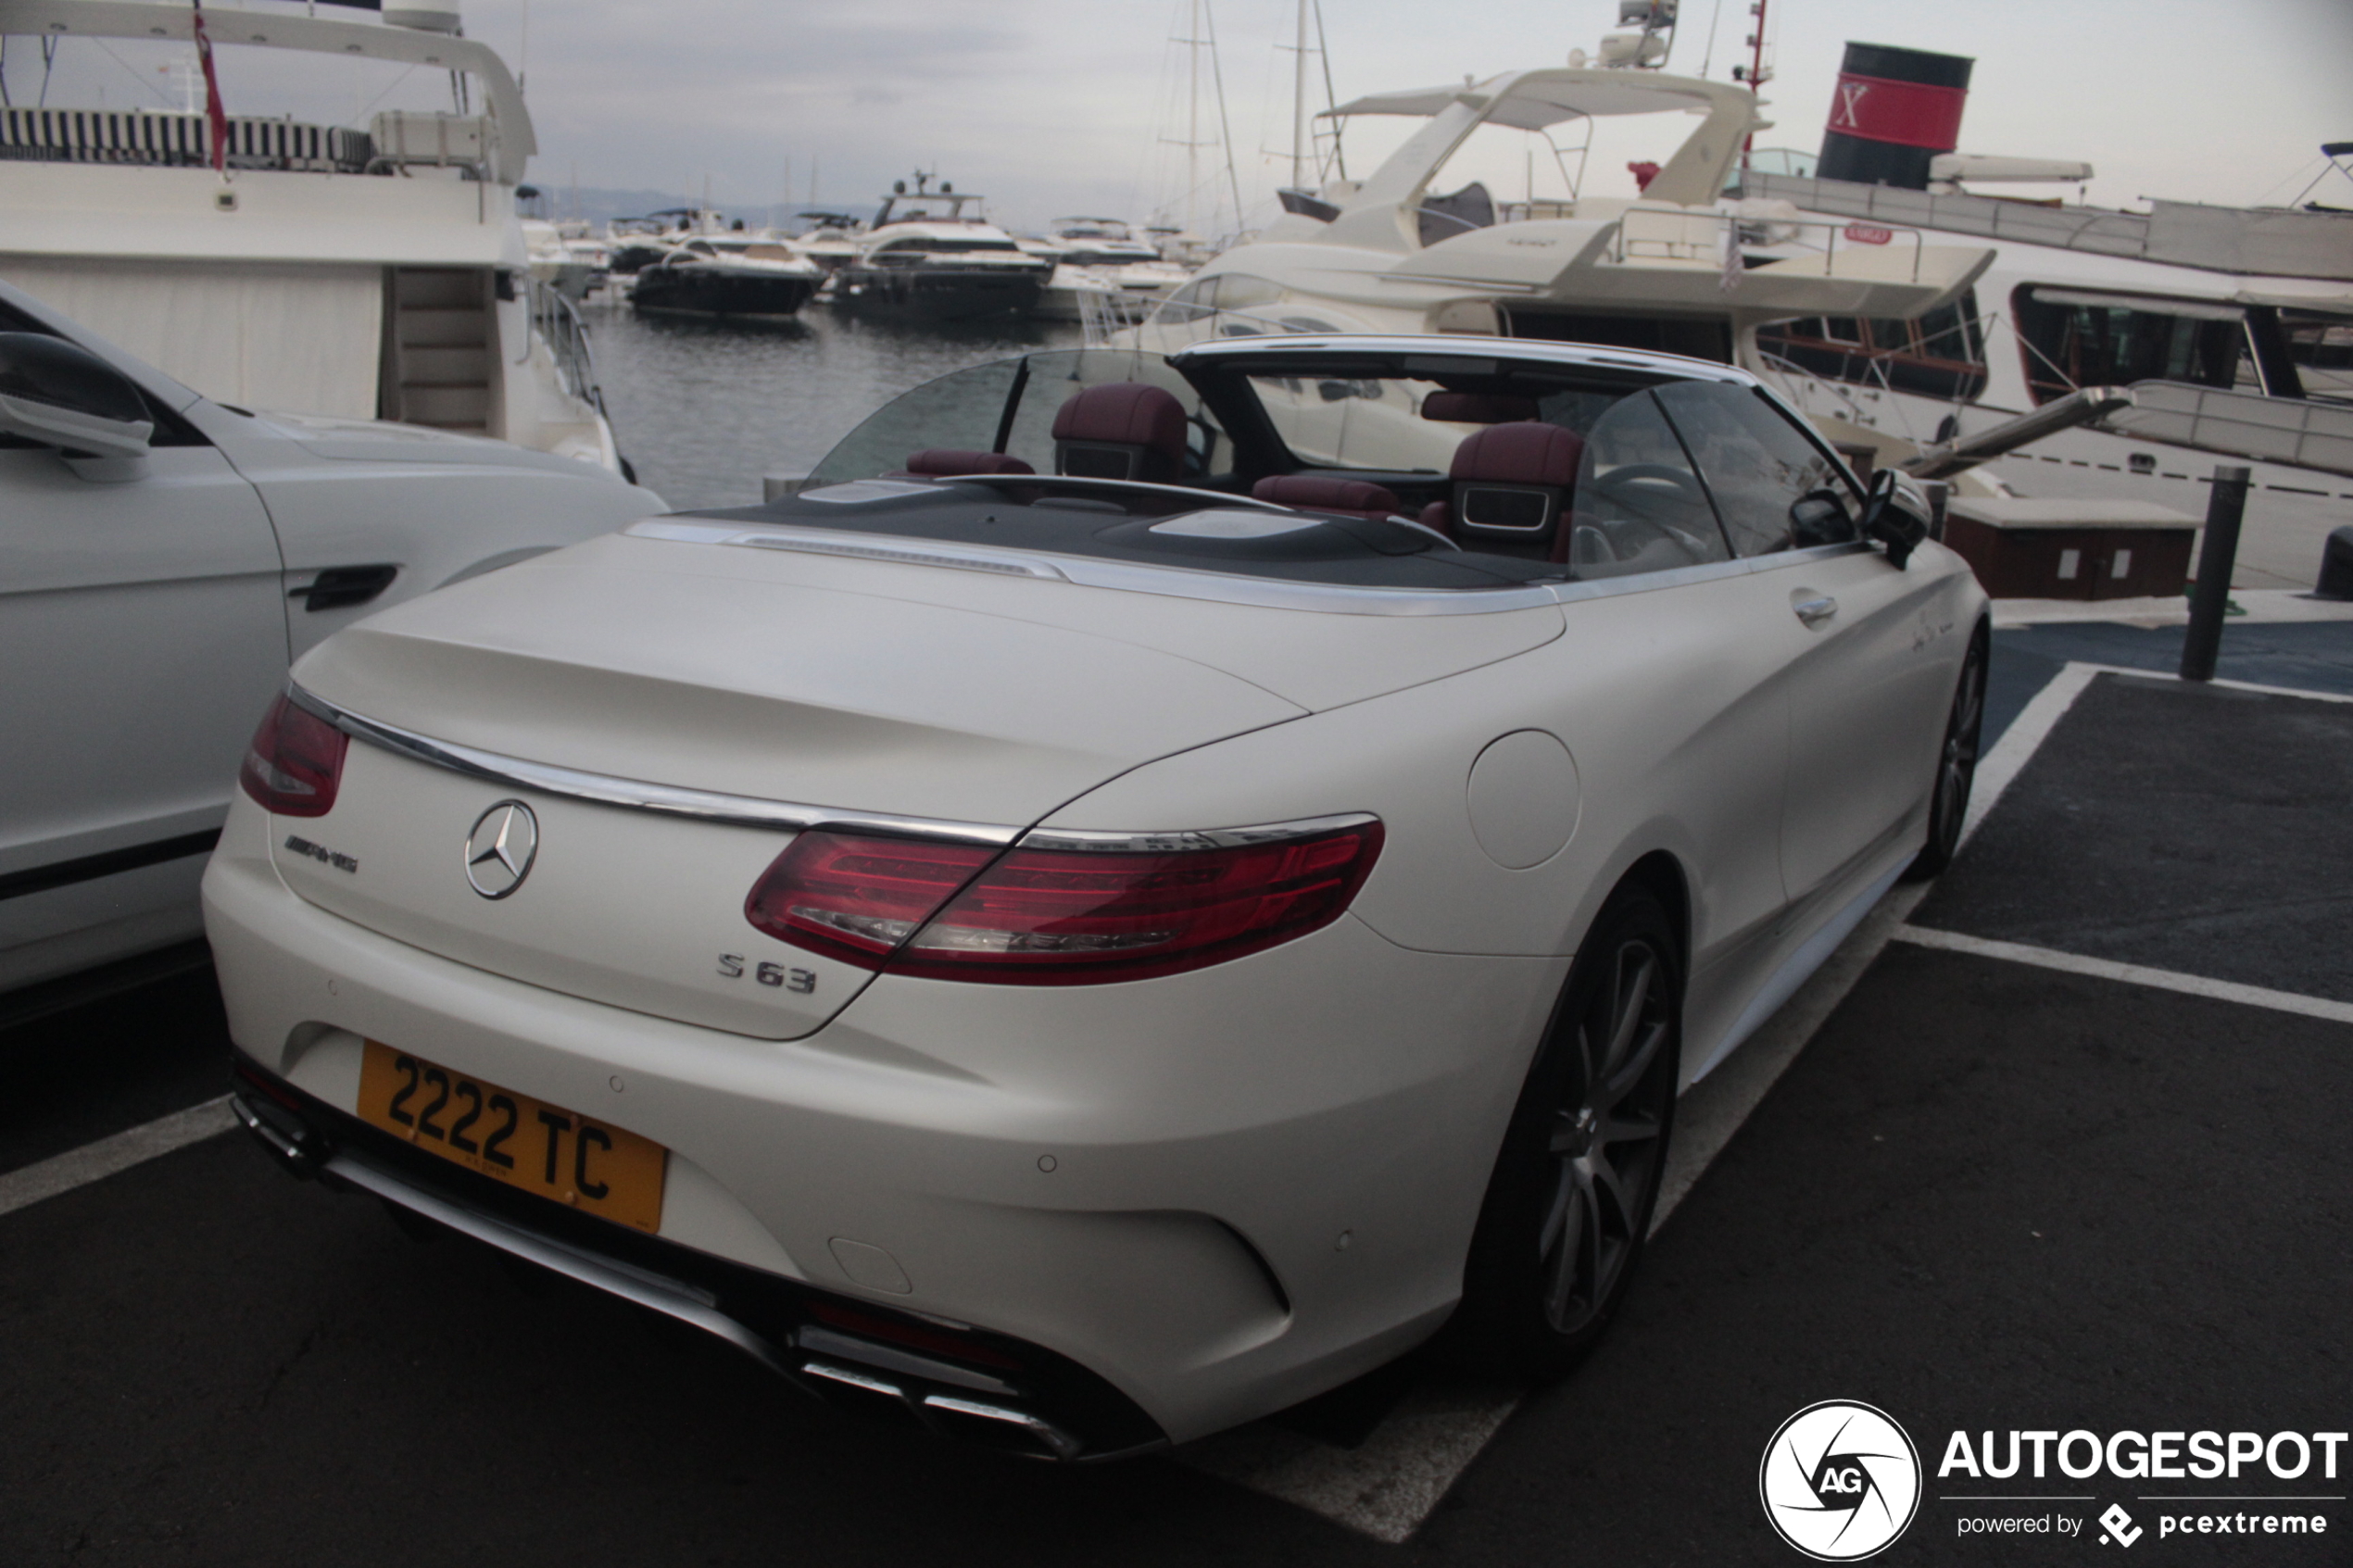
[894,448,1036,478]
[1051,383,1189,483]
[1420,391,1540,424]
[1250,474,1403,521]
[1426,422,1585,559]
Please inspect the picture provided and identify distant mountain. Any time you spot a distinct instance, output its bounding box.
[514,184,868,232]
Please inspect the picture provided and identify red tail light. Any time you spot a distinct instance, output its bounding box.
[238,693,348,817]
[745,821,1382,985]
[744,833,998,965]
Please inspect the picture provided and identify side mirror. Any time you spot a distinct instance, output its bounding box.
[1858,466,1928,569]
[0,332,155,470]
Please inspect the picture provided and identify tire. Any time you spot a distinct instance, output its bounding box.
[1440,884,1682,1380]
[1900,621,1990,883]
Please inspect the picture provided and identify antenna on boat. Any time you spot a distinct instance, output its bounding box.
[1730,0,1773,166]
[1599,0,1679,69]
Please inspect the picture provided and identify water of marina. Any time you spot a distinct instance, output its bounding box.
[581,300,1085,512]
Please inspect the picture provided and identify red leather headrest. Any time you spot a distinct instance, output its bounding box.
[1251,474,1402,517]
[1451,422,1585,487]
[1051,383,1189,459]
[902,449,1036,476]
[1421,392,1541,424]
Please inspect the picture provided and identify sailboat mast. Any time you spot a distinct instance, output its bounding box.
[1290,0,1309,188]
[1186,0,1201,235]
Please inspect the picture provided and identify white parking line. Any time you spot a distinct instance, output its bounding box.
[0,1096,235,1220]
[1891,926,2353,1026]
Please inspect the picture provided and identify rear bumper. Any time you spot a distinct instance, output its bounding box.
[229,1060,1161,1460]
[202,793,1563,1443]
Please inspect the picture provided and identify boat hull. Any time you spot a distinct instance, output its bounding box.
[629,269,820,320]
[831,264,1047,322]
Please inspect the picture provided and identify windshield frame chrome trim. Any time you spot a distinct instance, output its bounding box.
[286,686,1023,847]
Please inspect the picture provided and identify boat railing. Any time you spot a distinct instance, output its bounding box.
[1611,206,1930,281]
[526,279,610,418]
[1,107,371,172]
[2100,382,2353,479]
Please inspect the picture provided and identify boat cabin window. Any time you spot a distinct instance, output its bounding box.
[1151,273,1288,333]
[2011,285,2259,406]
[2282,309,2353,405]
[872,236,1025,255]
[1755,295,1988,402]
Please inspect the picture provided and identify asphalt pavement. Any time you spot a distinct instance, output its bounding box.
[4,633,2348,1566]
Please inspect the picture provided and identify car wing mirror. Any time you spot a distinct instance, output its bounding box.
[1857,466,1927,569]
[0,332,155,474]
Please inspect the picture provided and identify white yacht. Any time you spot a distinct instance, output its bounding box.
[1129,66,1999,481]
[1140,44,2353,587]
[785,211,868,275]
[831,174,1052,322]
[0,0,624,472]
[1730,46,2353,590]
[627,234,825,321]
[1041,216,1192,301]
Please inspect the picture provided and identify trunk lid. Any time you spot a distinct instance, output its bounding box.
[276,531,1557,1037]
[278,533,1311,1038]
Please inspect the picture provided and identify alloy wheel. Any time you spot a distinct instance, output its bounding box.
[1931,639,1987,861]
[1538,936,1674,1336]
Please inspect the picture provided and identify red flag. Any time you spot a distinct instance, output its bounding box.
[190,0,230,176]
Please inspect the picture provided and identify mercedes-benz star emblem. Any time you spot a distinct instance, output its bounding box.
[464,800,539,899]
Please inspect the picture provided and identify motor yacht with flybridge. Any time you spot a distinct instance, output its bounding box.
[629,234,825,322]
[0,0,624,473]
[1733,43,2353,591]
[1126,52,2003,495]
[832,173,1052,323]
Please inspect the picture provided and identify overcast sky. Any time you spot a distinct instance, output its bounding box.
[16,0,2348,232]
[465,0,2348,232]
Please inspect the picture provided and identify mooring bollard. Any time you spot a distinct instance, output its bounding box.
[2180,464,2251,684]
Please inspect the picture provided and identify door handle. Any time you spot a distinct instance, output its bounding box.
[1792,593,1838,629]
[292,564,398,612]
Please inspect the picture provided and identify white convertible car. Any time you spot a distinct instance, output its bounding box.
[0,282,661,1010]
[205,335,1986,1459]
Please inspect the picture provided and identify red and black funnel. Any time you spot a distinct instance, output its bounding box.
[1816,43,1973,190]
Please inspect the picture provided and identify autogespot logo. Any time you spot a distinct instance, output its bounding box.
[1761,1401,1924,1561]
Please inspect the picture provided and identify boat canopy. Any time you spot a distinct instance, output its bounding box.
[1318,68,1763,220]
[1327,70,1738,132]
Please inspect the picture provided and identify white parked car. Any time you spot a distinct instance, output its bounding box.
[0,282,661,1005]
[205,335,1985,1459]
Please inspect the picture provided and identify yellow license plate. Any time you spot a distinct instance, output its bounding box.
[358,1040,666,1233]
